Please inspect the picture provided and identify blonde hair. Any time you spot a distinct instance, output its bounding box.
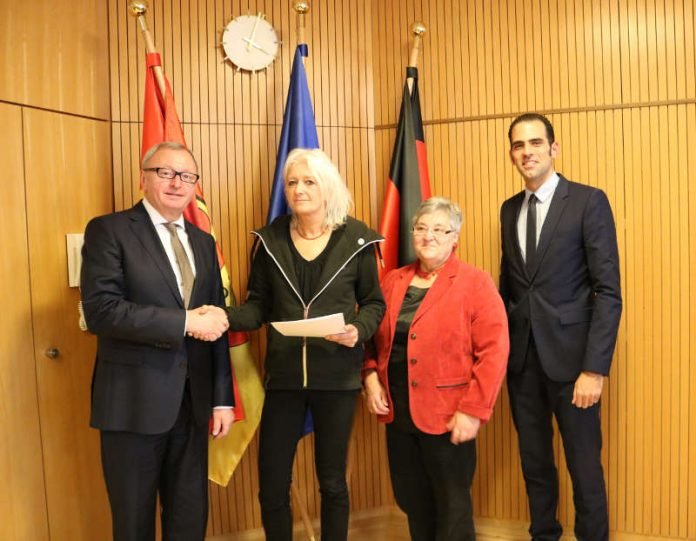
[142,141,198,172]
[283,148,353,229]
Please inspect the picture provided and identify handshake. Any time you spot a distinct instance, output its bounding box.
[186,305,229,342]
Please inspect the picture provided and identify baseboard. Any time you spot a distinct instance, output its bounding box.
[207,508,686,541]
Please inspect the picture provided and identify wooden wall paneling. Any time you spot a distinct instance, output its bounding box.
[665,104,680,536]
[674,102,687,538]
[609,106,627,534]
[0,103,49,541]
[687,104,696,541]
[106,0,696,537]
[24,108,113,541]
[622,106,638,533]
[373,1,695,538]
[0,1,109,118]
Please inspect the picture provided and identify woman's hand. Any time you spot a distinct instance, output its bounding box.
[446,411,481,445]
[363,371,390,415]
[325,324,359,348]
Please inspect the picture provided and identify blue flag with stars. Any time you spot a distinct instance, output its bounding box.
[268,44,318,436]
[267,44,320,222]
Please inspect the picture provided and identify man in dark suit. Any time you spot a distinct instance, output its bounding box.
[499,114,622,541]
[81,141,235,541]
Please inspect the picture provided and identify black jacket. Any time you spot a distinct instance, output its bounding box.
[229,215,386,390]
[81,202,233,434]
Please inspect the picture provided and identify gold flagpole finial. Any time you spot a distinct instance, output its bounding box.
[128,1,149,17]
[293,1,310,15]
[407,22,426,92]
[411,21,426,37]
[293,1,310,49]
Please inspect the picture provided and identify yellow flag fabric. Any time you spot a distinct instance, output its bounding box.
[208,340,265,486]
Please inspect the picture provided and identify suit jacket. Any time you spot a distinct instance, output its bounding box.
[364,254,509,434]
[81,201,233,434]
[499,175,622,381]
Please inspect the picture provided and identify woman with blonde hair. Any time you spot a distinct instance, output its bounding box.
[228,148,385,541]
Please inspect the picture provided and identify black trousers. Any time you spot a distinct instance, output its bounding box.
[507,339,608,541]
[386,424,477,541]
[100,387,209,541]
[258,389,359,541]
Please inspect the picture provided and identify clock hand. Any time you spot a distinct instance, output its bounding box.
[242,37,274,56]
[245,12,263,51]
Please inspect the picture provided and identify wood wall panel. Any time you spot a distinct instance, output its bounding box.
[0,103,50,541]
[1,0,113,538]
[108,0,383,536]
[0,0,109,119]
[374,1,695,540]
[107,0,696,538]
[24,108,113,540]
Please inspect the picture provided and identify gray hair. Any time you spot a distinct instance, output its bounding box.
[283,148,353,229]
[142,141,198,172]
[412,197,463,233]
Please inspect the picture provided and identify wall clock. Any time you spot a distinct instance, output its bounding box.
[222,13,279,72]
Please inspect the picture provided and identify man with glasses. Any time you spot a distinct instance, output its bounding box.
[81,141,235,541]
[499,114,622,541]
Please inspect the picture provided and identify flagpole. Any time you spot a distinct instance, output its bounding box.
[407,21,426,94]
[289,4,317,538]
[294,1,309,47]
[129,1,167,97]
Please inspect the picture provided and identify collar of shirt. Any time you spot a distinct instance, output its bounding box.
[525,172,559,204]
[141,196,196,282]
[142,197,186,228]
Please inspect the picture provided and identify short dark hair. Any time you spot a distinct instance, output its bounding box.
[508,113,555,145]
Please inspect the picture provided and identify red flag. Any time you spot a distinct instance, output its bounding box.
[378,67,431,275]
[141,51,264,485]
[141,53,185,157]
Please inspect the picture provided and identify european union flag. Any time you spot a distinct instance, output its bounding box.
[268,44,318,437]
[267,44,320,222]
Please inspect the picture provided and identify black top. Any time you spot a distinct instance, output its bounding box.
[388,285,428,432]
[288,227,340,303]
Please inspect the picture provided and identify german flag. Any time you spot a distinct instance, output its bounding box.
[378,67,431,275]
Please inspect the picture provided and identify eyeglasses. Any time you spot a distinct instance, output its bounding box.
[143,167,200,185]
[412,225,455,240]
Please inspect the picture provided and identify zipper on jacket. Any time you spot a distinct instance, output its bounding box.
[302,306,309,387]
[254,231,383,389]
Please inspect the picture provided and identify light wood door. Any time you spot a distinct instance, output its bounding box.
[23,108,113,540]
[0,104,50,540]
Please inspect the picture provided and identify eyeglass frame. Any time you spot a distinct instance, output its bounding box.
[411,224,456,240]
[143,167,200,185]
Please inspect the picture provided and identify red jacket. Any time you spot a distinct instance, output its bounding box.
[363,254,509,434]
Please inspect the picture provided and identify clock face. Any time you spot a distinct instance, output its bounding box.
[222,14,279,72]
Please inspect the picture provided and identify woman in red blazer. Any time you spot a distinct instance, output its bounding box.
[363,197,509,541]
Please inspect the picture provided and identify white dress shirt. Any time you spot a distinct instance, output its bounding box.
[516,172,560,262]
[142,198,197,337]
[142,198,197,295]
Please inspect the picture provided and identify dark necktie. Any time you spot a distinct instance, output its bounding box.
[164,223,194,307]
[525,194,538,274]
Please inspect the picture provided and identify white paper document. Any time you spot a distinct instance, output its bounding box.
[271,313,346,337]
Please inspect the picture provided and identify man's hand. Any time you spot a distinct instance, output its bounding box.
[572,371,604,408]
[186,305,229,341]
[325,324,359,347]
[446,411,481,445]
[363,371,390,415]
[211,408,235,439]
